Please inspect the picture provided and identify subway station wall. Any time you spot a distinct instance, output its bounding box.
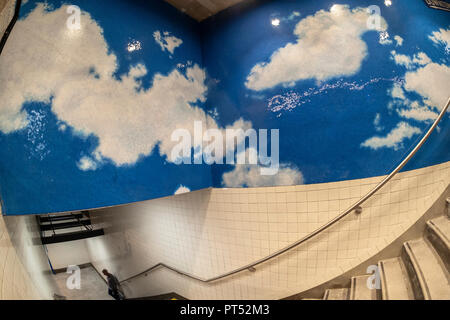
[85,162,449,299]
[0,212,61,299]
[0,0,449,215]
[203,0,450,187]
[0,0,212,215]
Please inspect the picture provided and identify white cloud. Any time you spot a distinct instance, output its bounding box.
[288,11,301,20]
[0,5,215,168]
[361,122,421,150]
[77,156,98,171]
[390,51,413,68]
[282,11,301,22]
[221,147,304,187]
[388,43,448,121]
[394,35,403,47]
[390,51,431,70]
[369,28,448,152]
[222,164,304,188]
[245,5,388,91]
[174,185,190,195]
[413,52,432,66]
[397,101,438,122]
[389,82,406,100]
[58,123,67,131]
[374,113,383,131]
[429,28,450,53]
[153,31,183,55]
[0,4,305,189]
[384,53,446,127]
[403,62,450,110]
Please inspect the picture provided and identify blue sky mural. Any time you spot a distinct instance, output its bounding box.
[0,0,448,215]
[0,0,213,215]
[203,0,450,187]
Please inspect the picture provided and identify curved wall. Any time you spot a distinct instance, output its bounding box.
[0,0,448,215]
[0,0,211,215]
[0,212,60,299]
[85,161,449,299]
[204,0,450,187]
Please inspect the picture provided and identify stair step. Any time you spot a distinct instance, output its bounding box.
[426,216,450,272]
[323,288,349,300]
[39,213,84,223]
[41,229,104,244]
[349,275,379,300]
[379,257,414,300]
[403,239,450,300]
[39,219,92,231]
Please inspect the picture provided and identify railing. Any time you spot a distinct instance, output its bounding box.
[0,0,22,56]
[119,97,450,284]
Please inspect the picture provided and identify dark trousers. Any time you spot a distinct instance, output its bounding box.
[108,289,124,300]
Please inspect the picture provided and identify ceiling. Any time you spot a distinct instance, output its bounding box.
[165,0,247,21]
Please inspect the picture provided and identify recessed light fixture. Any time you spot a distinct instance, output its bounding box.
[271,18,280,27]
[385,0,392,6]
[127,40,142,52]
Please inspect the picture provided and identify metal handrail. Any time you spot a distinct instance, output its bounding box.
[0,0,22,56]
[119,97,450,284]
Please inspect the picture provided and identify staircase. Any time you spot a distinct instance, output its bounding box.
[423,0,450,12]
[307,208,450,300]
[37,211,104,244]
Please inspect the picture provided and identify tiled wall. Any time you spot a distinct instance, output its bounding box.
[46,239,91,270]
[0,0,15,39]
[0,213,60,299]
[85,161,450,299]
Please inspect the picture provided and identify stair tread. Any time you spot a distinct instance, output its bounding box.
[405,238,450,300]
[323,288,349,300]
[39,219,91,231]
[427,216,450,245]
[39,213,84,222]
[379,257,414,300]
[350,275,378,300]
[41,228,104,244]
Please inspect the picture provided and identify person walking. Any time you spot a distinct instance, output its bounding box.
[102,269,125,300]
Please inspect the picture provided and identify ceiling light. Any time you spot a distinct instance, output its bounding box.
[127,40,142,52]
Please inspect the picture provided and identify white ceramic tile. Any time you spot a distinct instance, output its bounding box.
[79,161,449,300]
